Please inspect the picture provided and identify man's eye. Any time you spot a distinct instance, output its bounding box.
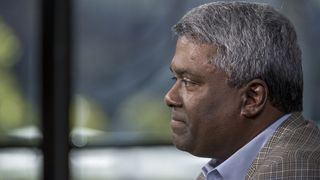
[182,79,195,87]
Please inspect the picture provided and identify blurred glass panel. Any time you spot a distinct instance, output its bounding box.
[0,1,40,144]
[70,147,209,180]
[72,0,182,146]
[0,148,42,180]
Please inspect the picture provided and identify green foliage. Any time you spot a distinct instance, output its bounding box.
[117,92,171,141]
[70,95,109,131]
[0,18,35,139]
[69,95,110,146]
[0,17,20,69]
[0,71,25,130]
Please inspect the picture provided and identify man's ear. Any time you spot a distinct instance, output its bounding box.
[240,79,268,118]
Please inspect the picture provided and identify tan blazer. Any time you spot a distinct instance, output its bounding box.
[197,112,320,180]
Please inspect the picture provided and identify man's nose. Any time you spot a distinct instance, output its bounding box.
[164,84,182,108]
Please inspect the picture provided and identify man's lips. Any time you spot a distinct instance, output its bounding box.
[171,113,186,123]
[170,115,186,131]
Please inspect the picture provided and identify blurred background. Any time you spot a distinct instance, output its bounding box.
[0,0,319,179]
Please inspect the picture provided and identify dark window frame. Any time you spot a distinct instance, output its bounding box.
[41,0,72,179]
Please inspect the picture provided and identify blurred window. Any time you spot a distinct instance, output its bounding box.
[71,0,179,147]
[0,0,41,179]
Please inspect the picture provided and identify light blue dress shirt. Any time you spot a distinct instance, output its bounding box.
[201,114,290,180]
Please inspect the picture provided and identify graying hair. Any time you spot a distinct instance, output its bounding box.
[172,1,303,113]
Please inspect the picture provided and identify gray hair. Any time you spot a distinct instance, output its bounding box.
[172,1,303,113]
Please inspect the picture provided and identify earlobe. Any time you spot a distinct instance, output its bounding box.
[240,79,268,118]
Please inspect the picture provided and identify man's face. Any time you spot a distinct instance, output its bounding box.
[164,36,243,159]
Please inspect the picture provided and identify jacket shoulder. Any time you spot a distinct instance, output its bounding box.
[247,113,320,179]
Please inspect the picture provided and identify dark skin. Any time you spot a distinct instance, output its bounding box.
[164,36,284,161]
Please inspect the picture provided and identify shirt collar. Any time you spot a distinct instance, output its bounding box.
[202,114,290,180]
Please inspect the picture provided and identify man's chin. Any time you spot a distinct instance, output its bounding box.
[172,136,210,158]
[172,134,194,152]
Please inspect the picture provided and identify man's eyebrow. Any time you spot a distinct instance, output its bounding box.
[170,65,187,75]
[169,65,201,78]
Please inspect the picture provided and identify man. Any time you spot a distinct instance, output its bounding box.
[164,2,320,180]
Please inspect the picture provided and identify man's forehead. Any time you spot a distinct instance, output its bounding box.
[176,36,218,61]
